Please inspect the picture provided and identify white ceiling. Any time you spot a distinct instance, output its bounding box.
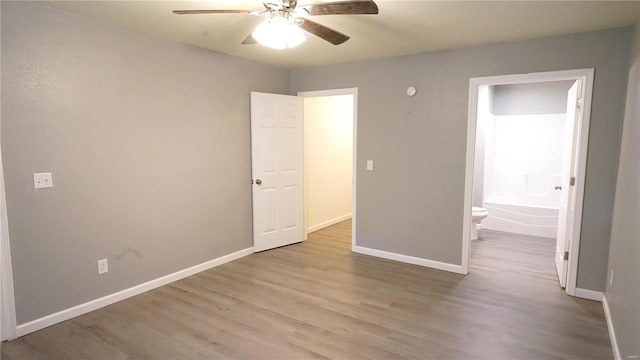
[40,1,640,69]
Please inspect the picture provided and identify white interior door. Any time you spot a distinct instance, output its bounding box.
[251,92,304,252]
[555,79,582,288]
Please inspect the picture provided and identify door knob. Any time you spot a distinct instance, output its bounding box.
[555,185,562,190]
[255,179,262,185]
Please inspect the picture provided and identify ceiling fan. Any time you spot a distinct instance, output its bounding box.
[172,0,379,49]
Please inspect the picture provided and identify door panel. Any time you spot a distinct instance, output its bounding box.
[555,80,582,288]
[251,92,304,252]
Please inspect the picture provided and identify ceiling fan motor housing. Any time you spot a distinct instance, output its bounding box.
[264,0,298,11]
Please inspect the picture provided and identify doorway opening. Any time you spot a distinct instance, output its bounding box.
[250,89,357,253]
[298,88,357,249]
[462,69,594,297]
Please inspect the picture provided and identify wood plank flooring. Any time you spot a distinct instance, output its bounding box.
[2,220,612,359]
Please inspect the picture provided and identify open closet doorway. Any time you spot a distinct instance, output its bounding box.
[462,69,594,298]
[298,88,357,247]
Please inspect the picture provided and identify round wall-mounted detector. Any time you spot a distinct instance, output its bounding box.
[406,86,417,97]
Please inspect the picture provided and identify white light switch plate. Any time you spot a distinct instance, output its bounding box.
[97,259,109,275]
[366,160,374,171]
[33,172,53,189]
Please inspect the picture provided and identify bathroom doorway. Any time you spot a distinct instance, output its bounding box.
[298,88,357,248]
[462,69,594,298]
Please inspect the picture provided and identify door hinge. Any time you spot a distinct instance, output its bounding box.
[570,177,576,186]
[576,98,583,109]
[564,251,569,261]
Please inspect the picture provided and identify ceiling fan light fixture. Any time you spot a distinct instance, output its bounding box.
[252,14,306,49]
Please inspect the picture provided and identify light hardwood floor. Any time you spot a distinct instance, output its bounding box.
[2,220,612,359]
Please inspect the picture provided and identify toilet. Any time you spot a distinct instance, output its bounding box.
[471,206,489,240]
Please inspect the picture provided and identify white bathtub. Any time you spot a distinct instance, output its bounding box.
[481,201,558,238]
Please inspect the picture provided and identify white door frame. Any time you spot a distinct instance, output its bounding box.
[0,145,17,340]
[462,69,594,296]
[297,88,358,250]
[1,1,18,335]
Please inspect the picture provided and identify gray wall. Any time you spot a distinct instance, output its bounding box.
[1,2,288,324]
[605,22,640,359]
[290,28,630,290]
[493,81,574,115]
[1,1,632,327]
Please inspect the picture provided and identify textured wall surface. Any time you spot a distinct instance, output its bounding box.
[605,21,640,360]
[1,1,633,327]
[290,28,630,290]
[1,2,288,324]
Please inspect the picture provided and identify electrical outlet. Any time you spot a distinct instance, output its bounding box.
[609,269,614,287]
[97,258,109,275]
[33,172,53,189]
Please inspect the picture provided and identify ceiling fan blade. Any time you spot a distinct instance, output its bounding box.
[303,0,378,16]
[241,33,258,45]
[298,19,350,45]
[172,9,252,15]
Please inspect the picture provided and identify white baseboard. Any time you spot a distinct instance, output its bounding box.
[602,295,622,360]
[574,288,603,302]
[15,247,254,338]
[352,245,465,274]
[307,213,352,233]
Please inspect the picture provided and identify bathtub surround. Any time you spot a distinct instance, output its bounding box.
[482,203,559,238]
[484,111,566,209]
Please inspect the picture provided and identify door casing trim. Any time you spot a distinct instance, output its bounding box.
[463,69,595,297]
[297,88,358,250]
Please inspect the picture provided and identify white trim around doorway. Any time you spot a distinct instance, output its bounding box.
[297,88,358,251]
[462,69,595,297]
[0,145,17,340]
